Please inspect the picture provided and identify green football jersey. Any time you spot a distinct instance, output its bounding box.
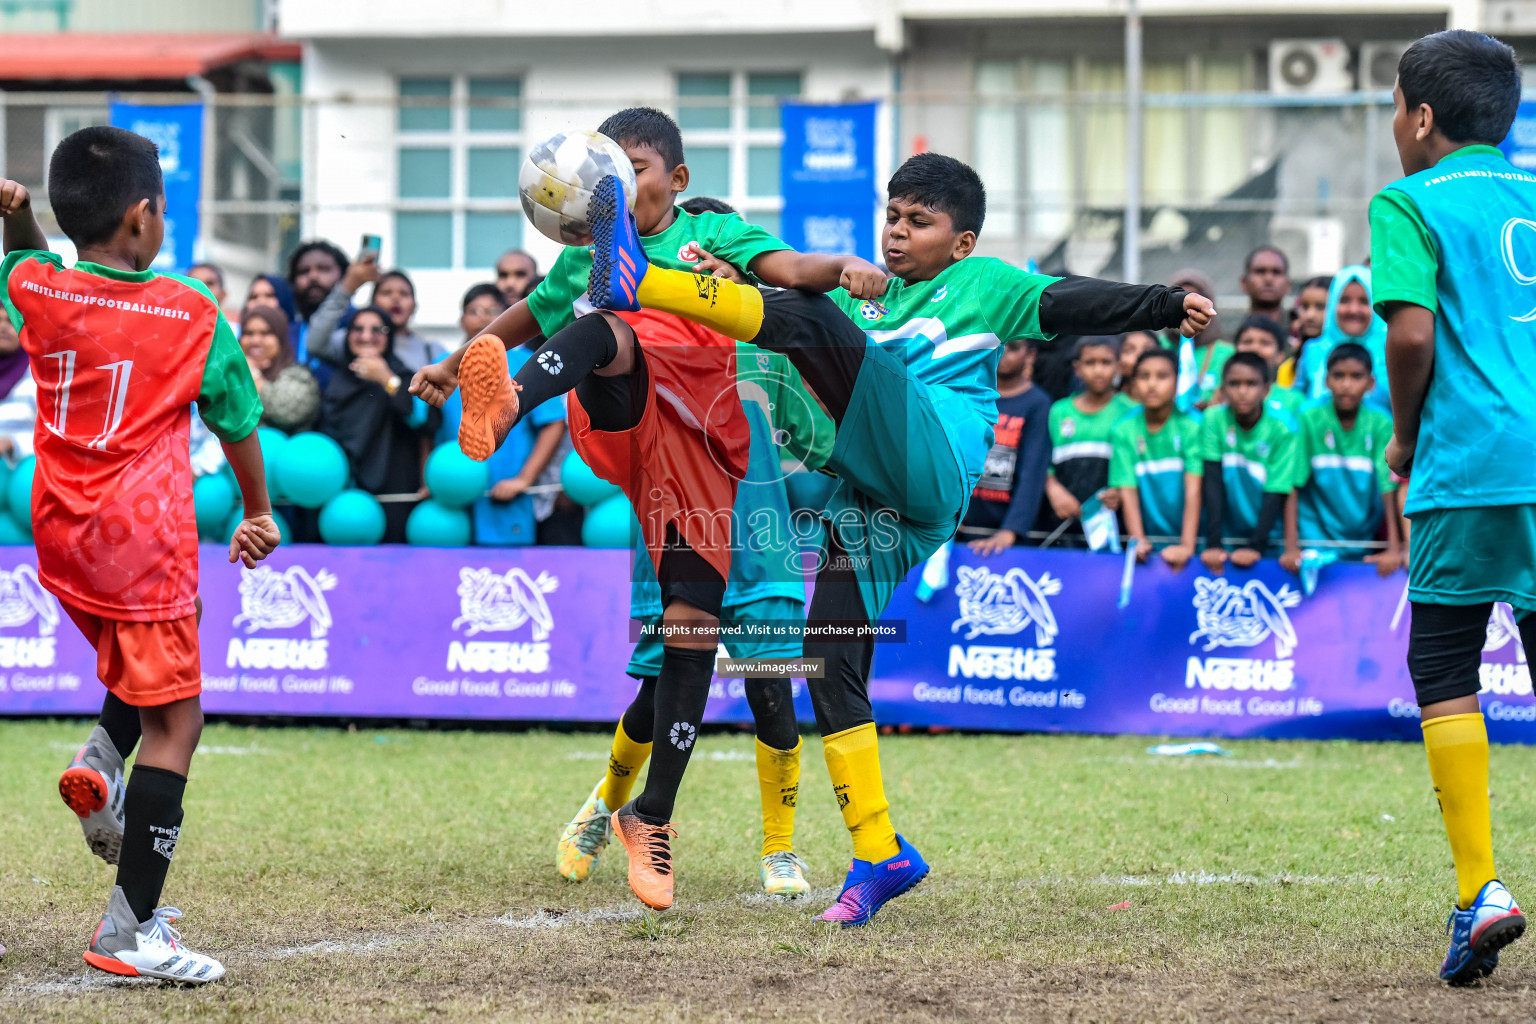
[1048,393,1135,502]
[1266,383,1308,426]
[1294,402,1394,546]
[1199,404,1298,544]
[1193,340,1234,405]
[525,207,790,338]
[1110,408,1202,541]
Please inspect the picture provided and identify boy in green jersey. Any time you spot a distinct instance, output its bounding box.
[1042,336,1137,530]
[578,151,1213,925]
[1198,352,1301,574]
[1372,30,1533,982]
[1111,348,1201,569]
[1292,343,1402,571]
[1234,314,1306,425]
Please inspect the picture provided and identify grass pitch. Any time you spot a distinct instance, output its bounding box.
[4,720,1536,1022]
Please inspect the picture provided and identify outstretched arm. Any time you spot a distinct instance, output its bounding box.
[1038,278,1213,338]
[0,181,48,254]
[745,249,889,299]
[410,300,541,408]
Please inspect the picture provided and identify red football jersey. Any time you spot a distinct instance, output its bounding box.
[0,252,261,620]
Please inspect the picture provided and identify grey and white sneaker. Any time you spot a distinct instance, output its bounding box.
[84,886,225,984]
[59,725,126,864]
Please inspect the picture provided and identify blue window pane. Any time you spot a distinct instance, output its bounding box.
[469,77,521,133]
[682,146,729,197]
[747,145,780,197]
[399,77,451,132]
[747,72,800,130]
[398,148,451,198]
[465,212,522,268]
[394,212,453,269]
[468,147,519,197]
[745,210,781,237]
[678,72,730,130]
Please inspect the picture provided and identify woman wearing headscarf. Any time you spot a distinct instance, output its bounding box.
[318,305,439,542]
[1297,265,1390,413]
[307,263,446,373]
[0,316,36,465]
[240,305,321,433]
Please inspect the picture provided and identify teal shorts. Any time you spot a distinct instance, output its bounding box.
[1409,504,1536,614]
[821,342,987,621]
[626,595,806,678]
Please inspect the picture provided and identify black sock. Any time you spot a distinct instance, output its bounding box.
[115,765,187,923]
[634,646,715,822]
[746,676,799,750]
[98,692,142,761]
[512,313,620,421]
[620,675,658,744]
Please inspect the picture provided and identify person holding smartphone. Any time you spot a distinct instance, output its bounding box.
[305,234,447,374]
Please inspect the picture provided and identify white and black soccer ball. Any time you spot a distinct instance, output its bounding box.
[518,130,638,246]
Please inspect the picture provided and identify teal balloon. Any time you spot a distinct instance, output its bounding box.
[6,457,34,531]
[0,512,29,544]
[256,426,290,502]
[225,507,290,547]
[406,499,471,547]
[280,431,349,509]
[582,493,636,548]
[0,458,13,515]
[318,489,387,545]
[562,449,621,506]
[193,473,237,539]
[424,442,490,509]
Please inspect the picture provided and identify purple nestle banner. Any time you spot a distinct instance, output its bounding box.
[0,545,1530,742]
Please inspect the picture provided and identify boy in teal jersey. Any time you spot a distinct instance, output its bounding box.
[1111,348,1201,569]
[1041,336,1136,530]
[1372,30,1533,983]
[1292,343,1403,570]
[1198,353,1302,574]
[584,151,1213,925]
[1234,314,1306,425]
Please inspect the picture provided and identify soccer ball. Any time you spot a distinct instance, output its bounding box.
[518,130,638,246]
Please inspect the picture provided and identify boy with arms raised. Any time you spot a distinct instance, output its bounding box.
[1375,30,1533,983]
[1041,336,1135,531]
[1111,348,1201,569]
[1292,343,1402,572]
[0,127,277,982]
[544,152,1211,924]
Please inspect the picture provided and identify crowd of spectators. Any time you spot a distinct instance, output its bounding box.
[963,244,1408,574]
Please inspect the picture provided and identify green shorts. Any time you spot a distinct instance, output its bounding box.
[821,342,988,621]
[1408,504,1536,614]
[626,595,805,678]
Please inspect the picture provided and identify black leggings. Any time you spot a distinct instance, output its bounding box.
[1408,601,1536,706]
[803,529,876,735]
[621,672,799,751]
[754,289,869,424]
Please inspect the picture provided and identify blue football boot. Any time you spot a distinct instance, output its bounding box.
[815,834,929,928]
[1441,879,1525,985]
[587,174,646,312]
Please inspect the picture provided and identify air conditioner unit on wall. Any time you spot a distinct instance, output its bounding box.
[1359,42,1415,91]
[1269,40,1352,96]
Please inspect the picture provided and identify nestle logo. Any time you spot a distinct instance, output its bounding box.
[887,859,911,870]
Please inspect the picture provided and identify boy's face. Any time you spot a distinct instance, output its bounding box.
[1235,326,1282,368]
[1135,359,1177,409]
[997,340,1033,380]
[1241,251,1290,306]
[1392,80,1436,175]
[882,197,975,283]
[1074,345,1118,396]
[1223,364,1269,419]
[1118,331,1154,379]
[495,251,536,302]
[1294,285,1328,339]
[624,143,688,236]
[460,294,508,339]
[1326,358,1373,413]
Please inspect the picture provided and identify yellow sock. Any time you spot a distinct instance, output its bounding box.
[1423,712,1497,909]
[596,721,651,810]
[756,737,801,857]
[822,723,901,863]
[634,265,764,341]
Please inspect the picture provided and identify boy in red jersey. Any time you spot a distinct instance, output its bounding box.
[0,126,278,983]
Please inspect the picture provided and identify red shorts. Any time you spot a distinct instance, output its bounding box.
[567,310,750,582]
[64,603,201,708]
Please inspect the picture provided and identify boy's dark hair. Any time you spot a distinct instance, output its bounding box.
[48,126,164,248]
[461,282,508,312]
[1399,30,1521,144]
[1072,334,1121,360]
[1133,347,1178,375]
[598,107,684,170]
[1298,275,1333,295]
[287,240,350,284]
[189,261,224,287]
[1326,341,1374,373]
[887,153,986,235]
[1223,350,1272,385]
[1234,314,1288,354]
[680,196,736,216]
[1243,244,1289,274]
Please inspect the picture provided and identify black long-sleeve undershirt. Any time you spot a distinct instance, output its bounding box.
[1202,459,1284,551]
[1038,278,1191,337]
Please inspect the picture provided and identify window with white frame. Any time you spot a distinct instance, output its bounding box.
[394,75,523,271]
[675,71,801,236]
